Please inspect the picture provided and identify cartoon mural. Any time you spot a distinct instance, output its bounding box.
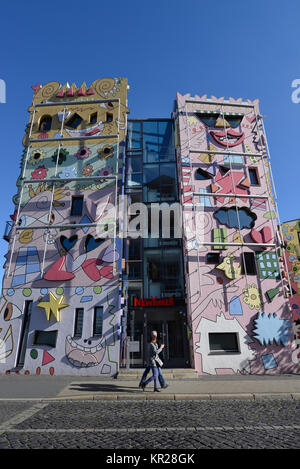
[0,78,129,376]
[175,92,298,375]
[281,219,300,366]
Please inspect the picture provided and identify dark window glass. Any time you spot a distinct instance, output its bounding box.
[90,112,97,124]
[33,330,58,347]
[249,168,259,185]
[66,113,83,129]
[128,239,142,260]
[128,262,142,279]
[71,196,83,216]
[196,112,219,127]
[206,252,220,264]
[93,307,103,336]
[224,115,243,128]
[106,112,113,122]
[39,116,52,132]
[209,333,239,353]
[74,308,84,337]
[195,168,213,180]
[241,252,257,275]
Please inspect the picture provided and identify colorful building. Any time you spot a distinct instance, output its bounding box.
[0,80,298,376]
[281,219,300,367]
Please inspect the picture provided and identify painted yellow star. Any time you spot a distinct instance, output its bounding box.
[38,292,68,322]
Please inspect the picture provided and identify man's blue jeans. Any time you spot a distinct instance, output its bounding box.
[140,366,166,388]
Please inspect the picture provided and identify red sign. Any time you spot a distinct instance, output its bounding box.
[133,296,174,307]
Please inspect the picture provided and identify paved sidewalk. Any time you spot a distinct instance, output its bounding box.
[0,371,300,401]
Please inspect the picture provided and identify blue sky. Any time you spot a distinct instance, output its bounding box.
[0,0,299,266]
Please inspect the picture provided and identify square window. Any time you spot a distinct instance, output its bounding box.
[90,112,97,124]
[206,252,220,264]
[66,113,83,129]
[208,332,239,353]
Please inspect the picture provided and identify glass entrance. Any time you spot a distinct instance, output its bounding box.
[127,307,190,368]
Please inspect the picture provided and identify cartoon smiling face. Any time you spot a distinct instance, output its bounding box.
[196,112,245,148]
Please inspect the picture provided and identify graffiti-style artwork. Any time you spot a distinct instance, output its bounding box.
[0,78,128,376]
[176,92,297,375]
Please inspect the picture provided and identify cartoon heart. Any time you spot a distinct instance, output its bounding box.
[250,230,263,244]
[44,256,75,281]
[81,258,101,281]
[85,234,105,253]
[261,226,272,244]
[65,252,87,272]
[60,235,78,252]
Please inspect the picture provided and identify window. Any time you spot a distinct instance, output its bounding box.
[66,113,83,129]
[209,333,239,353]
[71,196,83,216]
[206,252,220,264]
[33,330,58,347]
[74,308,84,337]
[195,168,213,180]
[241,252,257,275]
[93,307,103,336]
[249,168,259,185]
[106,112,113,122]
[90,112,97,124]
[39,115,52,132]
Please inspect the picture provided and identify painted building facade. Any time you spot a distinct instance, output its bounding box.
[174,92,298,375]
[281,219,300,367]
[0,78,129,376]
[0,80,298,376]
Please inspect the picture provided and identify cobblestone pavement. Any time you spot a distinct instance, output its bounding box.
[0,399,299,449]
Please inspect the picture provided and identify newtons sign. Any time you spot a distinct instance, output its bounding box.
[133,296,175,307]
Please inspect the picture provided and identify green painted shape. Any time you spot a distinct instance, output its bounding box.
[266,287,279,303]
[213,228,228,250]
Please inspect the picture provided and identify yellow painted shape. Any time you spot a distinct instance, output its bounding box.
[38,292,68,322]
[216,253,241,280]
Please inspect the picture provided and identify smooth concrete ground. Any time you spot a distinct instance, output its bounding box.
[0,370,300,401]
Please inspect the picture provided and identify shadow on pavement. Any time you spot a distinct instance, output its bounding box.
[69,383,141,393]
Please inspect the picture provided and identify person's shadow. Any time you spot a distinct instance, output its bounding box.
[69,383,140,393]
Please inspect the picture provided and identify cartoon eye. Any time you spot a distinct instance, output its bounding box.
[196,113,219,127]
[224,115,243,128]
[4,303,22,321]
[285,234,293,241]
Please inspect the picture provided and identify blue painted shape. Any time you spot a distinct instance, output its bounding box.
[80,296,93,303]
[214,207,257,229]
[253,312,292,347]
[7,289,15,296]
[26,263,40,274]
[229,296,243,315]
[80,215,92,233]
[199,188,212,207]
[262,353,278,370]
[11,274,26,287]
[40,288,48,295]
[60,235,78,252]
[75,287,84,295]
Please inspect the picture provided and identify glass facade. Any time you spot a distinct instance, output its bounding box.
[124,119,188,368]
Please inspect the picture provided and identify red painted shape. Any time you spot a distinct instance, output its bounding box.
[215,170,248,202]
[44,256,75,281]
[77,87,86,96]
[262,226,272,244]
[86,87,95,95]
[67,87,75,97]
[42,350,55,366]
[36,367,41,375]
[31,84,42,93]
[211,183,219,193]
[56,88,65,97]
[239,177,251,188]
[250,230,263,244]
[82,258,101,281]
[49,367,55,376]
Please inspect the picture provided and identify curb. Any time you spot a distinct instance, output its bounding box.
[0,393,299,401]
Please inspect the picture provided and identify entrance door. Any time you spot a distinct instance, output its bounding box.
[16,301,32,368]
[146,309,189,368]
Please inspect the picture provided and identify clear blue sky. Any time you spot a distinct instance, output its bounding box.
[0,0,299,267]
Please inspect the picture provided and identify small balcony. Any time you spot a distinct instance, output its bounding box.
[3,221,13,242]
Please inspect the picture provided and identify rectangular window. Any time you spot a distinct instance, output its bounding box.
[90,112,97,124]
[213,228,228,250]
[249,168,259,185]
[93,307,103,336]
[241,252,257,275]
[106,112,113,122]
[71,196,83,216]
[206,252,220,264]
[209,333,239,353]
[33,330,58,347]
[66,113,83,129]
[74,308,84,337]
